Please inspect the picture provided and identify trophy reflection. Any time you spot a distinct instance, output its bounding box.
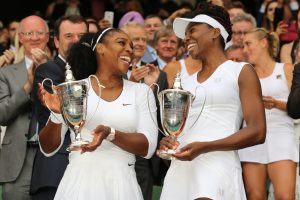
[42,63,92,151]
[158,73,194,160]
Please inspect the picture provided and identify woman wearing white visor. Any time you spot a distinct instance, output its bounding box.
[158,3,266,200]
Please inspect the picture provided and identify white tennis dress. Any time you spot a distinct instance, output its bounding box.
[160,60,247,200]
[238,63,299,163]
[40,79,158,200]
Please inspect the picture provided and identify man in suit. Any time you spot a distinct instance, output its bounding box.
[287,63,300,118]
[30,15,88,200]
[121,21,168,200]
[0,15,49,200]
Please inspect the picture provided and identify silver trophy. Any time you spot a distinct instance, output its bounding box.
[42,63,102,151]
[55,80,89,151]
[157,73,194,160]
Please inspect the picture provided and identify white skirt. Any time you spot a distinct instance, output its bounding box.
[238,132,299,164]
[54,149,143,200]
[160,151,246,200]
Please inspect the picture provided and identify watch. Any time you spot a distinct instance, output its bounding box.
[106,127,116,141]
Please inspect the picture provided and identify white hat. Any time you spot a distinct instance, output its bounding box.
[173,14,229,44]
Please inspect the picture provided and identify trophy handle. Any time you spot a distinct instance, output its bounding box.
[189,85,206,129]
[84,75,105,125]
[147,83,165,135]
[41,78,66,125]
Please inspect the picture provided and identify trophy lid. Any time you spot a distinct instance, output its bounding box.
[65,63,75,82]
[173,72,183,90]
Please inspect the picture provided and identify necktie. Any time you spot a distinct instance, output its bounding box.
[27,94,38,142]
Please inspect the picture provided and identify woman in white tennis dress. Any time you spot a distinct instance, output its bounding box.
[38,29,158,200]
[239,28,298,200]
[158,3,266,200]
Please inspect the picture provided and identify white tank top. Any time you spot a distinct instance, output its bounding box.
[179,59,189,79]
[259,62,294,133]
[179,59,198,83]
[179,60,246,145]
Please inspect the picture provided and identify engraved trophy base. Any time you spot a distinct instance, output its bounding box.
[67,140,89,151]
[159,149,177,160]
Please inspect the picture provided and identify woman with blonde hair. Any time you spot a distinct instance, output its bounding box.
[239,27,298,200]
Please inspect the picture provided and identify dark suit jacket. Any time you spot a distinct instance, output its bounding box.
[0,60,31,182]
[30,56,70,193]
[131,60,169,185]
[287,63,300,119]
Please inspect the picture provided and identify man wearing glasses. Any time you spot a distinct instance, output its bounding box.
[29,15,88,200]
[0,15,49,200]
[227,13,257,48]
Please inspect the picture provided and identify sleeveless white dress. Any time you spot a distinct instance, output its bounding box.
[41,79,158,200]
[238,63,299,163]
[179,59,199,81]
[160,60,247,200]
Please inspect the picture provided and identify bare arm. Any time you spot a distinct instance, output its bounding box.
[81,84,158,158]
[203,65,266,149]
[39,119,63,154]
[82,126,150,157]
[280,42,293,64]
[284,63,294,90]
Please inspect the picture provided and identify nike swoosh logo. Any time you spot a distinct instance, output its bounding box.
[128,163,134,166]
[123,103,132,106]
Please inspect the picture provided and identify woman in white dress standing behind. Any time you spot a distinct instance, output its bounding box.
[158,2,266,200]
[239,28,298,200]
[37,30,158,200]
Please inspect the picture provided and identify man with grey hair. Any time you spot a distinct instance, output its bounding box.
[0,15,49,200]
[227,13,257,48]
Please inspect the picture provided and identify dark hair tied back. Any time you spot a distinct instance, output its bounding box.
[67,32,97,80]
[194,2,232,43]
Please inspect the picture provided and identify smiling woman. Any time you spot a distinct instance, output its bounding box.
[38,29,158,200]
[158,2,266,200]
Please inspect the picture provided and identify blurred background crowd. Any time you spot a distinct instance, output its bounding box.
[0,0,299,200]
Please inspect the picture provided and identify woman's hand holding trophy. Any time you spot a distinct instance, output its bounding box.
[152,72,194,160]
[38,83,60,113]
[39,63,102,151]
[153,72,206,160]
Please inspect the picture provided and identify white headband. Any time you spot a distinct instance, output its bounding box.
[92,28,113,51]
[173,14,229,44]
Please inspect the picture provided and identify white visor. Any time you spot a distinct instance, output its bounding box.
[173,14,229,44]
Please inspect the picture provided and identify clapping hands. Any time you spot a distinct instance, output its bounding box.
[129,62,160,87]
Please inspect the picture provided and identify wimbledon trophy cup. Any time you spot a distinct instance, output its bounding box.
[42,63,101,151]
[149,72,206,160]
[157,73,194,160]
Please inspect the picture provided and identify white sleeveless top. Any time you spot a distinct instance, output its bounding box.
[238,63,298,163]
[179,59,199,83]
[161,60,247,200]
[260,62,294,132]
[179,59,189,79]
[180,60,246,145]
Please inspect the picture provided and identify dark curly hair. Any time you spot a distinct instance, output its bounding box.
[191,2,232,48]
[66,28,122,80]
